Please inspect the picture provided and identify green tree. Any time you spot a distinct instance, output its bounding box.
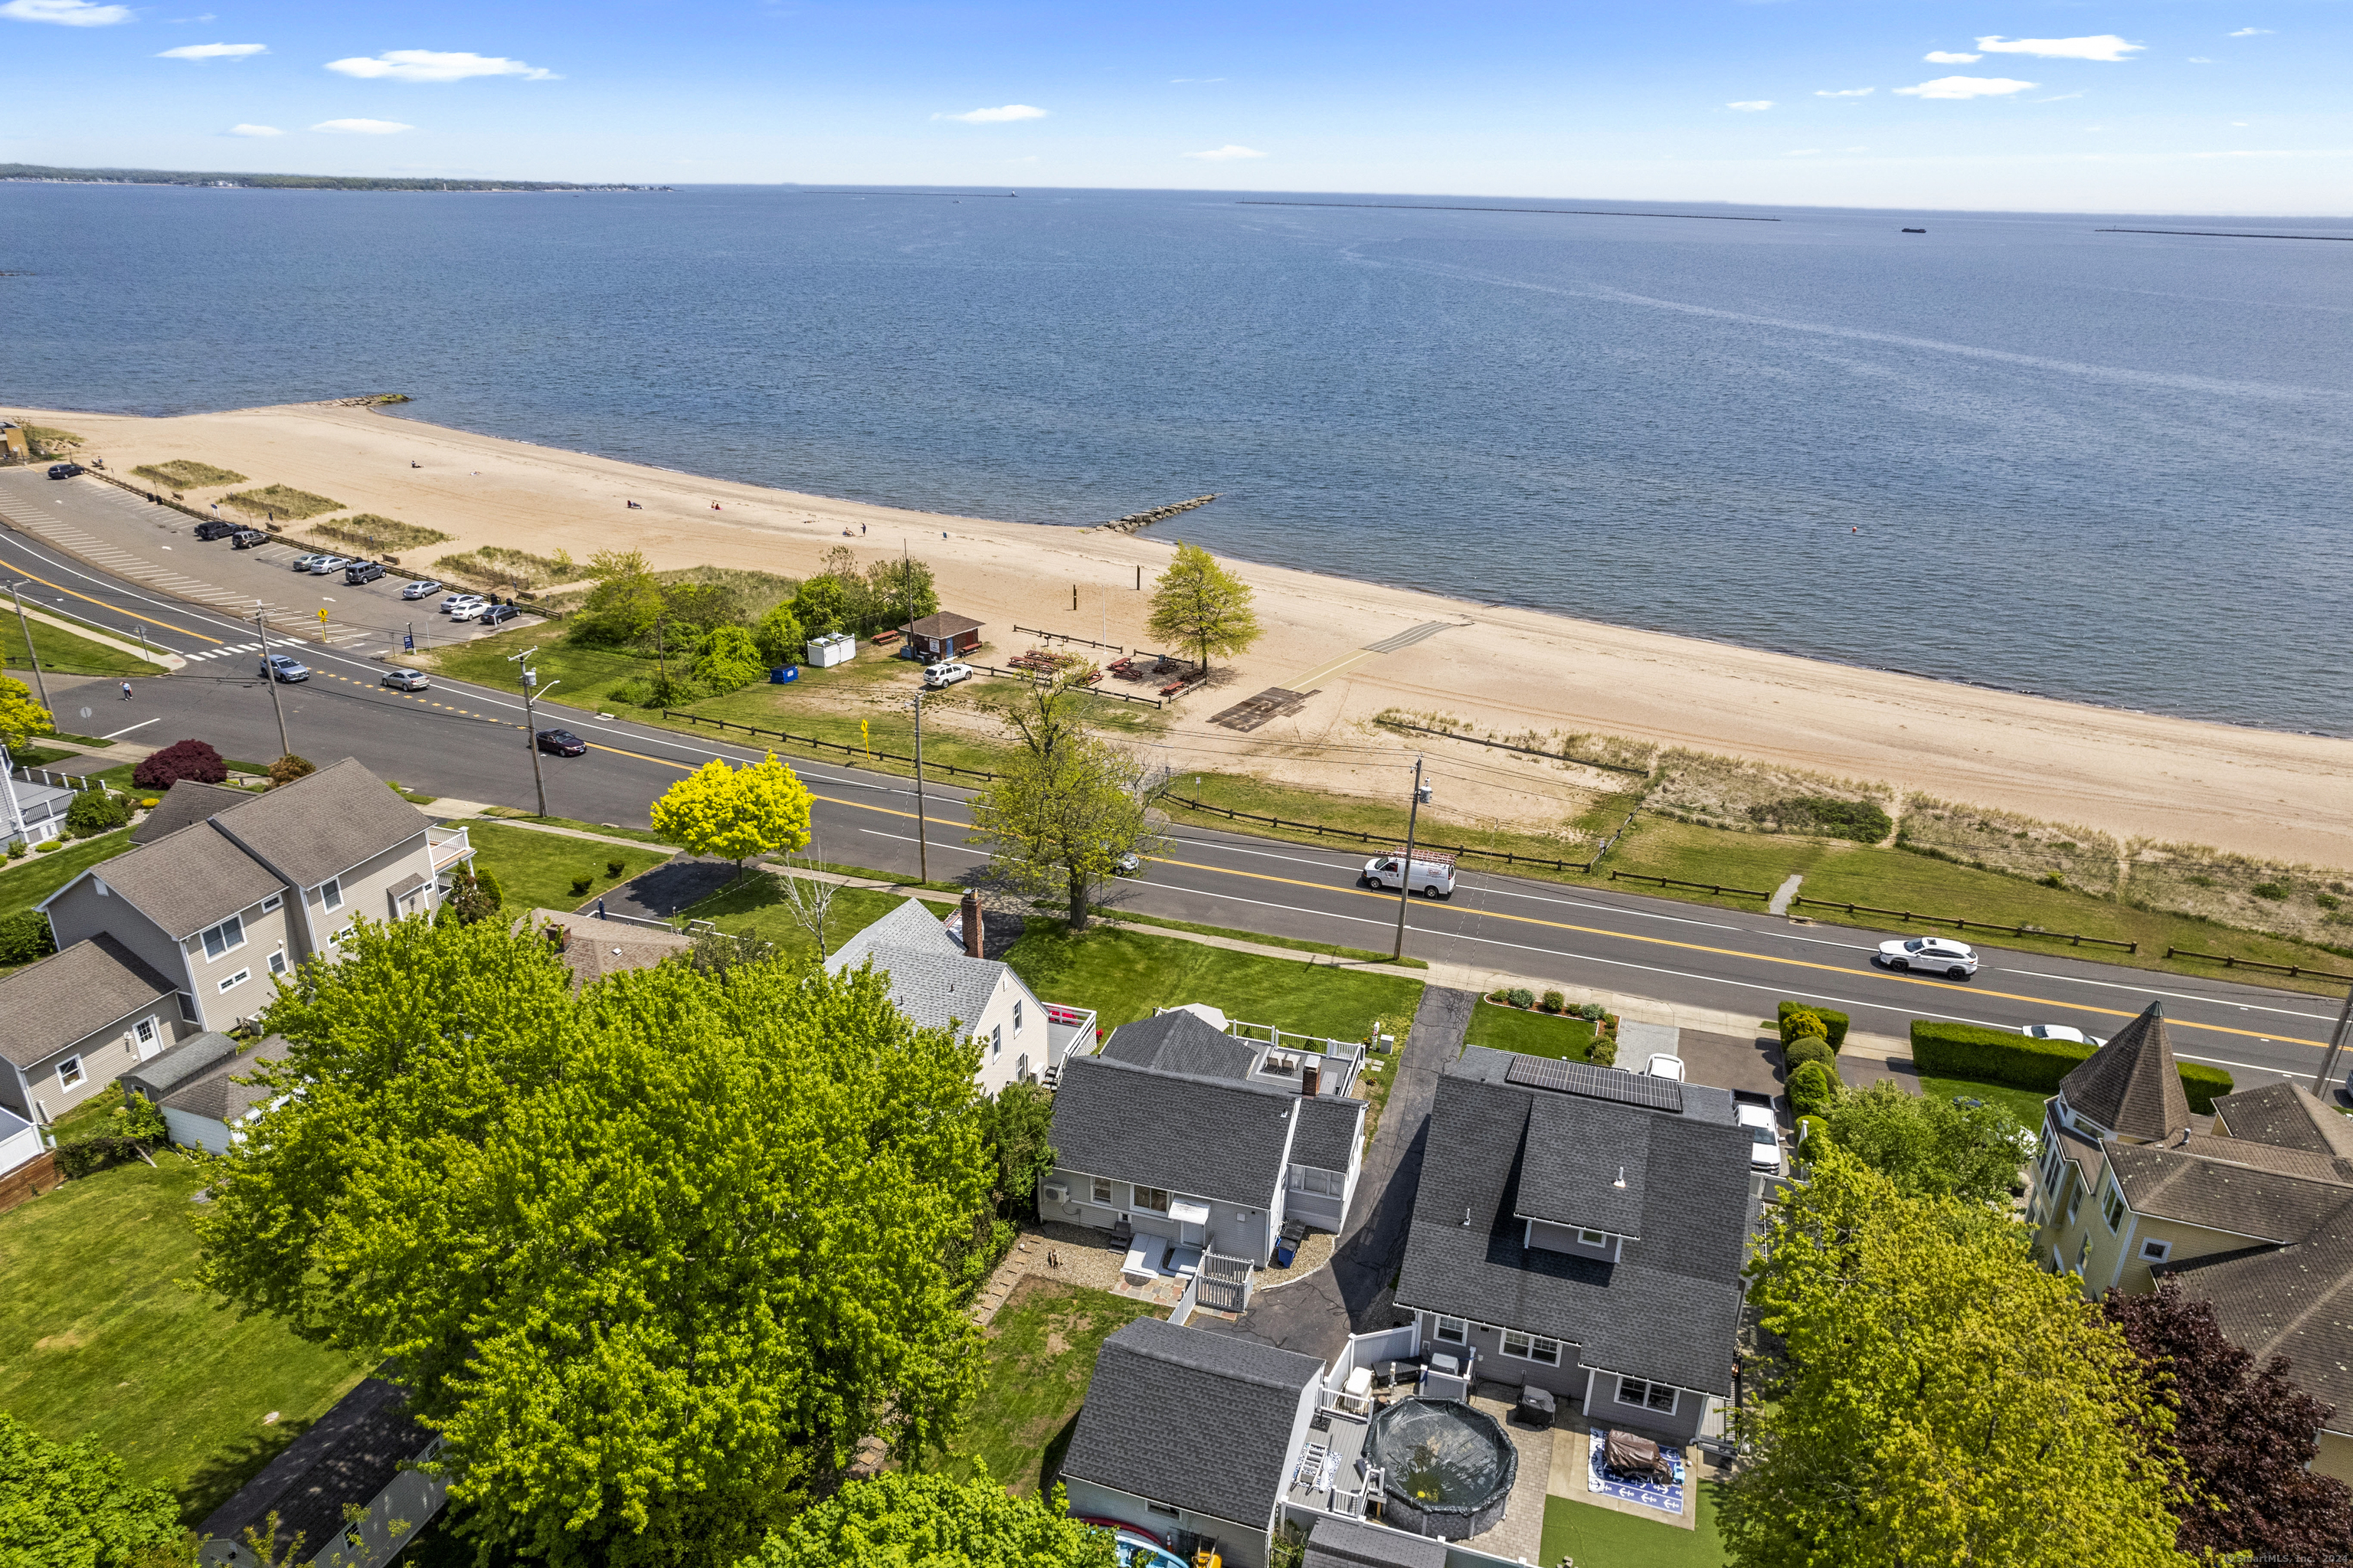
[1723,1147,2192,1568]
[693,624,767,693]
[0,674,56,753]
[738,1472,1114,1568]
[1147,541,1262,673]
[573,549,664,647]
[752,604,806,669]
[977,1081,1056,1219]
[865,557,938,634]
[443,866,502,925]
[193,915,997,1568]
[650,754,813,877]
[969,671,1157,929]
[790,574,853,637]
[1815,1080,2034,1207]
[0,1413,185,1568]
[659,580,744,640]
[267,754,316,789]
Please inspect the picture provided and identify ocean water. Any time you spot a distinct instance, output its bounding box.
[4,182,2349,734]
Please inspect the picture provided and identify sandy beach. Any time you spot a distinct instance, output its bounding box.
[15,398,2352,872]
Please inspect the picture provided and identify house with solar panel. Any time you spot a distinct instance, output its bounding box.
[1392,1046,1758,1449]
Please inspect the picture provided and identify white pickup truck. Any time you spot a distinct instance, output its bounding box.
[1363,851,1456,899]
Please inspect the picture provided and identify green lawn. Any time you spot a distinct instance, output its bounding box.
[1464,999,1602,1060]
[0,829,132,919]
[1914,1072,2050,1130]
[1542,1487,1727,1568]
[0,1163,370,1523]
[681,873,954,965]
[1111,908,1426,968]
[463,822,673,915]
[1003,921,1424,1040]
[3,612,159,677]
[938,1278,1160,1498]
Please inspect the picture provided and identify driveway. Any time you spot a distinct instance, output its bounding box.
[1208,985,1474,1363]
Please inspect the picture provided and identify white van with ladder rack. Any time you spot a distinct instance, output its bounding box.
[1363,848,1456,899]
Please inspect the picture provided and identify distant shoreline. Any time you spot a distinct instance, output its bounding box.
[0,162,665,194]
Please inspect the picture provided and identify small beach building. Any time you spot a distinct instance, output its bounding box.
[904,611,983,661]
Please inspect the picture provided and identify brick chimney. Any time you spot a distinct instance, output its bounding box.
[961,890,983,958]
[1301,1059,1320,1098]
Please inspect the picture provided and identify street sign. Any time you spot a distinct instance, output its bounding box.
[403,634,414,652]
[316,609,329,624]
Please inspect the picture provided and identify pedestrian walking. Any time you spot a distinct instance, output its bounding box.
[119,681,133,701]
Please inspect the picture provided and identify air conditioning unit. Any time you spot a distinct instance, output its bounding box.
[1042,1180,1070,1206]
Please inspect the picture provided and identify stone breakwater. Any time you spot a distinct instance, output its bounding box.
[1092,493,1216,534]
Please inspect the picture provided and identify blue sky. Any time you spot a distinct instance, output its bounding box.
[1,2,2345,212]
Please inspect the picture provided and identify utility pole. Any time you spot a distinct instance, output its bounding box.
[1390,756,1426,963]
[509,647,558,818]
[129,621,152,665]
[911,689,928,883]
[8,582,51,712]
[254,606,291,759]
[2311,985,2353,1102]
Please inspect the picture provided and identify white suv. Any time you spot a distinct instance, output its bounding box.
[1738,1104,1783,1175]
[1876,936,1980,978]
[923,661,973,689]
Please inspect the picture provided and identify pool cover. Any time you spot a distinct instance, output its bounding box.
[1366,1399,1517,1539]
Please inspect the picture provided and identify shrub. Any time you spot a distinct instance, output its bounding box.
[607,859,624,878]
[1908,1020,2234,1113]
[754,603,807,669]
[693,624,768,693]
[607,676,656,708]
[139,797,159,809]
[5,840,22,859]
[1785,1036,1838,1072]
[34,840,61,853]
[0,910,54,965]
[1588,1033,1618,1068]
[1794,1114,1828,1157]
[1506,987,1536,1010]
[1577,1001,1606,1021]
[569,874,594,896]
[53,1133,145,1179]
[267,754,316,788]
[1787,1059,1841,1118]
[1751,795,1893,843]
[1540,990,1565,1014]
[64,789,129,836]
[444,867,503,925]
[134,738,227,789]
[110,1095,166,1142]
[1784,1008,1828,1041]
[2251,882,2289,902]
[1777,1001,1850,1051]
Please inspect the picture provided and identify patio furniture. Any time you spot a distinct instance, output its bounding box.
[1604,1429,1674,1484]
[1337,1367,1375,1416]
[1428,1350,1463,1378]
[1517,1386,1556,1429]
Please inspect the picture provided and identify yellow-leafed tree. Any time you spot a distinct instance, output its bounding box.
[0,676,54,754]
[650,753,813,878]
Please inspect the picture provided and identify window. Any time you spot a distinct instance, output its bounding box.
[1091,1177,1114,1205]
[1134,1186,1170,1214]
[2075,1236,2091,1274]
[1013,1000,1023,1033]
[320,879,343,912]
[218,967,250,994]
[1291,1167,1342,1196]
[56,1055,85,1091]
[200,915,246,960]
[2102,1180,2127,1233]
[261,893,282,912]
[2140,1239,2172,1264]
[135,1018,157,1046]
[1146,1502,1180,1521]
[1579,1229,1609,1248]
[1434,1316,1468,1345]
[990,1025,1003,1060]
[1615,1377,1678,1416]
[1502,1331,1561,1367]
[2067,1187,2084,1224]
[268,951,287,976]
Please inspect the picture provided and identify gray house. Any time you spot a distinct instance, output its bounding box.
[1060,1318,1325,1568]
[1392,1048,1756,1447]
[0,934,193,1124]
[124,1032,290,1154]
[1040,1009,1367,1267]
[198,1376,447,1568]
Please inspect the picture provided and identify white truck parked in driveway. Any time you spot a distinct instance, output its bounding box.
[1362,849,1455,898]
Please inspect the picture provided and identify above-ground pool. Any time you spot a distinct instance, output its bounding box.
[1366,1398,1518,1540]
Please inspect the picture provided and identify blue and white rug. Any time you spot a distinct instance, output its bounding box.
[1587,1428,1686,1514]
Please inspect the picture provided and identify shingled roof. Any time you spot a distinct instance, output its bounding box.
[2060,1000,2190,1143]
[2107,1138,2353,1246]
[0,935,180,1067]
[129,780,252,846]
[1101,1010,1260,1080]
[826,897,1013,1041]
[2166,1200,2353,1436]
[1052,1055,1300,1208]
[1062,1318,1320,1532]
[2214,1082,2353,1162]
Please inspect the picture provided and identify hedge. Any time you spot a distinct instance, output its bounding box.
[1788,1059,1841,1118]
[1909,1021,2234,1115]
[1779,1000,1851,1052]
[1785,1036,1838,1073]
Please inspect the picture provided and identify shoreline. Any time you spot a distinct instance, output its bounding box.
[11,396,2352,870]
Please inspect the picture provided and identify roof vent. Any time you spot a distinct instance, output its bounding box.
[1462,1205,1472,1227]
[1612,1166,1626,1189]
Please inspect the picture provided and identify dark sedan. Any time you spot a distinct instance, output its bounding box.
[45,463,84,480]
[535,728,587,757]
[193,519,241,541]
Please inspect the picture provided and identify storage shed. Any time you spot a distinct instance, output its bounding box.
[905,611,983,661]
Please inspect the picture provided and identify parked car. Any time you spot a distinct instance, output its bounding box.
[192,519,240,541]
[381,667,431,692]
[259,653,309,683]
[306,555,349,576]
[440,593,483,615]
[1876,936,1980,978]
[2024,1023,2106,1049]
[401,578,445,600]
[1114,849,1142,876]
[922,660,974,689]
[344,561,386,584]
[1736,1103,1783,1175]
[1644,1053,1687,1082]
[535,728,587,757]
[478,603,522,626]
[1361,851,1456,899]
[290,553,330,572]
[45,463,84,480]
[447,599,490,622]
[230,529,270,549]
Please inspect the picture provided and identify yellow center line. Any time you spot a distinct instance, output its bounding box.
[5,564,224,643]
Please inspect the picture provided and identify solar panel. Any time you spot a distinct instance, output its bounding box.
[1505,1052,1684,1113]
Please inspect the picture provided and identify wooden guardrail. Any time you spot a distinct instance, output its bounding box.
[1160,791,1604,873]
[2165,948,2352,983]
[1610,872,1772,899]
[659,711,1006,782]
[1373,717,1653,776]
[1791,897,2137,952]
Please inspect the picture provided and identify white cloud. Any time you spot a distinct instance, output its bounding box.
[1975,34,2142,62]
[1726,100,1774,112]
[1186,144,1266,160]
[326,50,557,82]
[1924,51,1982,64]
[2228,28,2273,36]
[0,0,132,25]
[312,118,414,134]
[227,123,281,136]
[934,103,1047,123]
[1815,87,1874,97]
[2188,57,2214,64]
[158,42,267,59]
[1896,75,2038,100]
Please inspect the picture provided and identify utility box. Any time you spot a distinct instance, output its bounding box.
[768,666,799,684]
[804,633,855,669]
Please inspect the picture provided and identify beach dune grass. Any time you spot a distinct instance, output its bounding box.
[0,1162,369,1523]
[221,483,343,521]
[25,425,83,456]
[307,513,453,554]
[436,545,578,591]
[942,1278,1160,1497]
[129,460,246,489]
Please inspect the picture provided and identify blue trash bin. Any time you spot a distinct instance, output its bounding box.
[769,666,800,684]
